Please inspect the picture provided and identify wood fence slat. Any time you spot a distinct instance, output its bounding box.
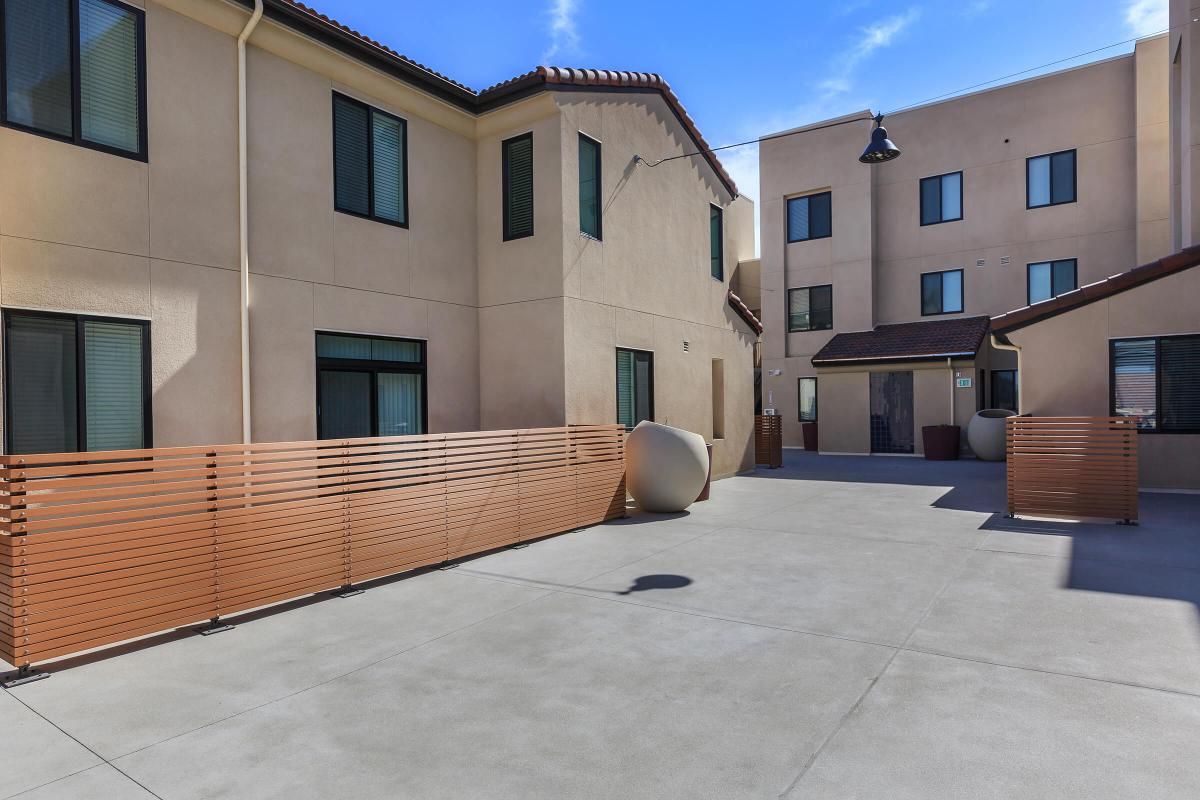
[0,424,625,668]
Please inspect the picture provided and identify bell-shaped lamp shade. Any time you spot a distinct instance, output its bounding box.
[859,116,901,164]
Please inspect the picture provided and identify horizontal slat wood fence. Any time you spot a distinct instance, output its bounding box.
[0,426,626,668]
[1006,416,1138,523]
[754,415,783,468]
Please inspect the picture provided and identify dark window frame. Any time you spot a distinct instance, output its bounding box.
[502,131,534,241]
[920,268,965,317]
[798,376,818,423]
[710,203,724,281]
[1026,148,1077,209]
[0,0,148,161]
[786,191,832,243]
[1109,334,1200,435]
[1026,258,1078,306]
[919,171,963,226]
[787,284,834,333]
[615,347,654,430]
[331,92,409,228]
[578,131,602,240]
[314,331,428,439]
[2,307,153,454]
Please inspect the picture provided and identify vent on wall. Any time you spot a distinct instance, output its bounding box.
[976,259,986,268]
[683,341,690,352]
[1000,256,1011,265]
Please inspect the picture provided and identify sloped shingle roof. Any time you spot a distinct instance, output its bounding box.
[991,245,1200,334]
[811,316,991,367]
[244,1,738,197]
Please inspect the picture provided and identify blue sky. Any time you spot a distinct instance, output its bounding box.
[315,0,1167,253]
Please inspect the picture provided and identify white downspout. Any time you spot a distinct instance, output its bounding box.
[947,357,955,425]
[990,334,1022,415]
[237,0,263,444]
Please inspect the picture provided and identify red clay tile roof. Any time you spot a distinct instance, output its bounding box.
[728,291,762,335]
[991,245,1200,334]
[811,316,991,367]
[248,2,738,197]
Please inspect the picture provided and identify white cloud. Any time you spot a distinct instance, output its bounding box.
[719,144,761,255]
[826,8,920,97]
[542,0,581,63]
[1125,0,1167,37]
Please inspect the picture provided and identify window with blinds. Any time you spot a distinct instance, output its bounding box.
[1110,336,1200,433]
[333,93,407,225]
[710,204,724,281]
[503,132,534,240]
[3,311,148,454]
[786,192,831,242]
[1027,259,1077,305]
[788,284,833,332]
[578,133,601,239]
[316,332,426,439]
[616,348,653,429]
[2,0,145,158]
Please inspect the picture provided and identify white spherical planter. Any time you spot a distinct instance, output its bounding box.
[967,409,1017,461]
[625,421,709,513]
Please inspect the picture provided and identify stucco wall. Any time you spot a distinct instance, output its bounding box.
[554,92,756,477]
[0,1,486,448]
[1005,266,1200,489]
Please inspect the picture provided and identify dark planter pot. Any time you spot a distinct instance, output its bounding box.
[922,425,960,461]
[801,422,819,452]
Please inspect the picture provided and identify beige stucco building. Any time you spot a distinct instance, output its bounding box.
[757,28,1200,487]
[0,0,758,478]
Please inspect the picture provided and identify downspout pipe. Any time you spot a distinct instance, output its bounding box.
[990,333,1022,415]
[237,0,264,444]
[947,357,955,425]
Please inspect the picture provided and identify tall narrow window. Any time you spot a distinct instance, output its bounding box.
[990,370,1018,413]
[710,204,724,280]
[798,377,818,422]
[1027,258,1077,305]
[788,285,833,332]
[3,310,150,454]
[2,0,145,158]
[316,332,426,439]
[332,93,407,225]
[578,133,601,239]
[787,192,832,242]
[920,269,964,315]
[1027,149,1076,208]
[502,132,534,240]
[919,171,963,225]
[711,358,725,439]
[616,348,653,429]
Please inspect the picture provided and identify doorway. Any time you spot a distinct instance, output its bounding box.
[869,371,914,454]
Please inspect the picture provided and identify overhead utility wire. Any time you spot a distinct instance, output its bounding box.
[636,26,1172,169]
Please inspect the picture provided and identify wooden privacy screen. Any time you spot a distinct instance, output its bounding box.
[755,415,783,468]
[1006,416,1138,523]
[0,426,625,668]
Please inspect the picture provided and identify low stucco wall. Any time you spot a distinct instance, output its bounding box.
[1005,266,1200,489]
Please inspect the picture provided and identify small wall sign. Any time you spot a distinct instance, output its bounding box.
[956,377,973,389]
